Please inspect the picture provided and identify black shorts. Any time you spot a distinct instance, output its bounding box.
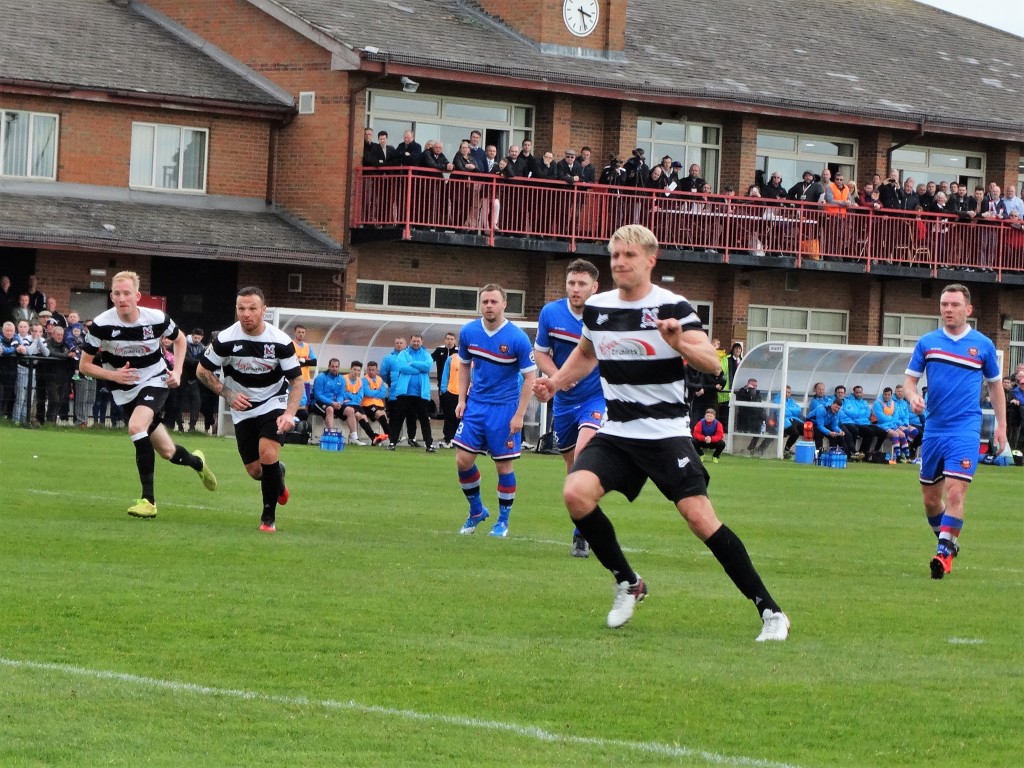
[234,410,285,465]
[309,401,331,418]
[123,386,168,430]
[363,405,386,420]
[571,432,709,504]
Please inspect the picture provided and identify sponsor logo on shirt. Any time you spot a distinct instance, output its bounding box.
[598,338,657,357]
[233,344,244,352]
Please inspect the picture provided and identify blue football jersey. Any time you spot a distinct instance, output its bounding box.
[535,298,603,414]
[458,318,536,406]
[906,327,1000,436]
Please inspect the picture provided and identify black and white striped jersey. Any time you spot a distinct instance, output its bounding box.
[582,285,701,440]
[200,321,300,423]
[83,306,179,406]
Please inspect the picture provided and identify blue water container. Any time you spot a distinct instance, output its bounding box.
[833,450,847,469]
[319,430,334,451]
[336,431,346,452]
[794,441,815,465]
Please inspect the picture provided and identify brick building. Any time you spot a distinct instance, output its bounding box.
[3,0,1023,368]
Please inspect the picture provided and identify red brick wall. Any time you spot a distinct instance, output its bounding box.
[145,0,350,241]
[0,94,270,195]
[477,0,624,51]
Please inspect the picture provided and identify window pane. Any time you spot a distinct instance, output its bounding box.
[387,284,431,308]
[445,102,509,123]
[701,149,719,188]
[1012,321,1024,343]
[373,93,438,115]
[155,125,181,189]
[883,315,901,334]
[356,282,385,305]
[702,127,720,144]
[513,106,533,127]
[374,119,411,144]
[892,148,928,164]
[967,156,982,170]
[181,129,206,190]
[757,134,797,152]
[748,306,768,326]
[3,111,29,176]
[655,122,685,142]
[807,333,842,343]
[932,154,966,169]
[636,119,652,139]
[905,316,938,336]
[809,311,846,332]
[130,124,155,186]
[506,292,524,315]
[30,114,56,177]
[748,330,767,346]
[435,287,477,312]
[771,308,807,330]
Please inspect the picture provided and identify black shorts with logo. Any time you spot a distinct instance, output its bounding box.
[571,432,710,504]
[123,386,169,430]
[234,410,285,465]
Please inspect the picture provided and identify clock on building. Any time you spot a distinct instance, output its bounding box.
[562,0,599,38]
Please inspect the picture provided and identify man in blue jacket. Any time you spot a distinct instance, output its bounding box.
[310,358,346,432]
[840,385,876,459]
[810,398,845,452]
[387,334,436,452]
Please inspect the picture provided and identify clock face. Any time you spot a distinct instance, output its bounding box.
[562,0,599,38]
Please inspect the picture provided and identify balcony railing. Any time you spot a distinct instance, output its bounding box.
[352,168,1024,277]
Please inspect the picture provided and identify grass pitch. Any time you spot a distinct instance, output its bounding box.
[1,424,1021,767]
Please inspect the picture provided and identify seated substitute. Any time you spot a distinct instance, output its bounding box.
[361,361,390,445]
[341,360,379,446]
[872,387,910,461]
[809,398,845,452]
[310,357,346,432]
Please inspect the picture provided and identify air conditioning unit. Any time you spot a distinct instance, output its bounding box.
[298,91,315,115]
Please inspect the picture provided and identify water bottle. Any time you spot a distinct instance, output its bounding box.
[759,420,766,435]
[320,429,333,451]
[337,431,346,452]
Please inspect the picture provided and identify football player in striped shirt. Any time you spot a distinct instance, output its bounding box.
[198,287,303,532]
[79,271,217,519]
[903,284,1006,579]
[533,225,789,641]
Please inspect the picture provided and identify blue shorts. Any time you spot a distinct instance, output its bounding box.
[919,432,979,485]
[453,400,522,461]
[553,396,605,454]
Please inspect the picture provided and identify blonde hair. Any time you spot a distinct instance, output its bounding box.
[111,271,141,291]
[608,224,658,256]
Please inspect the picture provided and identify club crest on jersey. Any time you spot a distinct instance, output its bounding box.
[499,344,509,354]
[506,439,515,449]
[968,347,979,357]
[640,307,659,329]
[960,458,973,469]
[142,325,154,340]
[263,344,277,359]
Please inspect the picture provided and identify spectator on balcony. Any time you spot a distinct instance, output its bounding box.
[656,156,676,187]
[788,170,823,203]
[761,171,788,201]
[599,155,625,186]
[452,140,481,228]
[0,276,13,322]
[536,150,557,180]
[483,144,500,174]
[26,275,46,315]
[420,140,453,226]
[860,183,881,211]
[647,163,670,191]
[1002,185,1024,218]
[496,144,529,233]
[916,182,932,210]
[499,144,527,179]
[363,129,393,168]
[622,148,650,189]
[555,149,583,186]
[878,171,904,209]
[898,178,918,211]
[392,130,422,167]
[679,162,705,193]
[823,172,856,251]
[11,293,38,326]
[467,130,487,170]
[519,139,538,177]
[361,126,373,157]
[947,182,968,214]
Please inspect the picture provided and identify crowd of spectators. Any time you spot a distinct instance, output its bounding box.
[0,273,218,432]
[361,128,1024,265]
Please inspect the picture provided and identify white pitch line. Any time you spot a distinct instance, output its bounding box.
[0,657,805,768]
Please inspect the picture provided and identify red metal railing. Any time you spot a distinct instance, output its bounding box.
[352,168,1024,277]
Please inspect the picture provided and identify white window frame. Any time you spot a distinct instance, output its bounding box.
[756,130,857,188]
[636,118,722,190]
[129,122,209,193]
[0,108,59,180]
[356,280,526,317]
[882,312,976,349]
[366,91,534,157]
[1009,320,1024,373]
[747,304,849,347]
[890,144,985,192]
